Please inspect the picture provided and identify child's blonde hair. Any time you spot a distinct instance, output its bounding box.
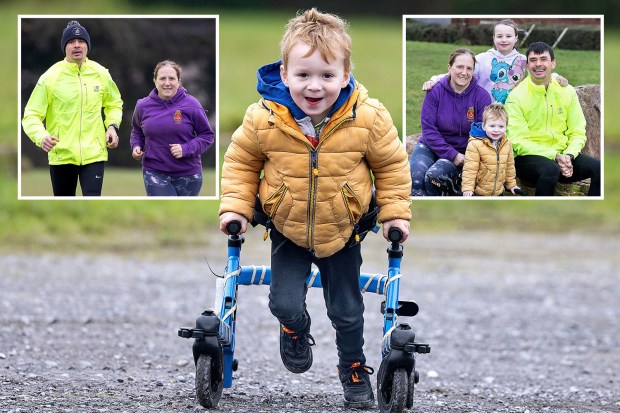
[280,8,352,73]
[483,103,509,125]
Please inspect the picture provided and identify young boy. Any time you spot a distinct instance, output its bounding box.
[218,8,412,408]
[461,103,521,196]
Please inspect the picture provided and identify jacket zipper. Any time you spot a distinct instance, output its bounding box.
[78,70,84,165]
[306,116,353,251]
[493,149,500,195]
[545,92,555,148]
[307,149,319,249]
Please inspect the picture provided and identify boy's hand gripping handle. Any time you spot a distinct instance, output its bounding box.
[388,227,403,243]
[226,220,242,236]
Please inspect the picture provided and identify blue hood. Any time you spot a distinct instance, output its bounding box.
[469,122,487,139]
[256,60,355,120]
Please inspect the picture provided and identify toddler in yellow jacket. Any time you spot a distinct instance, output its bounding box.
[462,103,521,196]
[218,8,411,409]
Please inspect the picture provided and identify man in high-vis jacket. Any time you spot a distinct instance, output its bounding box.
[22,20,123,196]
[505,41,600,196]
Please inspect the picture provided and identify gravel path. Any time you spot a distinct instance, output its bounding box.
[1,229,619,412]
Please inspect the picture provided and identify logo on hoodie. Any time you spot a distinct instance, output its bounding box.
[467,107,475,122]
[174,110,182,124]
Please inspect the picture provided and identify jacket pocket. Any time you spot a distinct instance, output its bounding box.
[340,183,362,224]
[262,184,288,218]
[475,168,489,185]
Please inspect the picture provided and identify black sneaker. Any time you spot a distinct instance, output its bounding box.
[279,324,315,373]
[338,362,375,409]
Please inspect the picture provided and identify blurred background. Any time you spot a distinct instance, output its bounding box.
[1,0,618,252]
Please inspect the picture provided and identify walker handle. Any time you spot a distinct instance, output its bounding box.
[388,227,403,243]
[226,220,242,236]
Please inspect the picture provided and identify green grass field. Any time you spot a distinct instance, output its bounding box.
[218,12,403,131]
[405,41,602,136]
[19,167,217,197]
[1,1,620,253]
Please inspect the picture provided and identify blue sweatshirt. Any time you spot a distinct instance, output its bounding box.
[130,87,214,176]
[419,75,492,162]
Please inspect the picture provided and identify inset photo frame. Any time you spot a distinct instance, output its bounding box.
[19,15,219,199]
[403,15,603,199]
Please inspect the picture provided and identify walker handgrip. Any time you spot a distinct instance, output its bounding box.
[387,227,403,243]
[226,220,242,235]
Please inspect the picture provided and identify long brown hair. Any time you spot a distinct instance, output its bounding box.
[153,60,182,85]
[448,48,477,69]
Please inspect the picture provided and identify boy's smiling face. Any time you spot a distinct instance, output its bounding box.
[482,117,507,141]
[281,41,350,125]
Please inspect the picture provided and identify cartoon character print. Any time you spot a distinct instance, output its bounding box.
[490,56,527,104]
[507,55,526,88]
[490,58,511,104]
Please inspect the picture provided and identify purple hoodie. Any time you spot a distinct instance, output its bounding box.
[130,87,214,176]
[419,75,491,162]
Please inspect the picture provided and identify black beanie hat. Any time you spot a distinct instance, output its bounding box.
[61,20,91,53]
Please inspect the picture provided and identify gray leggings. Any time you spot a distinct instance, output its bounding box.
[143,170,202,196]
[409,142,461,196]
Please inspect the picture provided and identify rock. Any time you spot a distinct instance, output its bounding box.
[405,133,420,156]
[515,177,591,197]
[575,84,600,159]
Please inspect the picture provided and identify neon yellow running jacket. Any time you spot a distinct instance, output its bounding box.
[22,58,123,165]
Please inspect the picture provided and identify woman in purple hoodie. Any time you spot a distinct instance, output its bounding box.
[130,60,214,196]
[410,48,492,196]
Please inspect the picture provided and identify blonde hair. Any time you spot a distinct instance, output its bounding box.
[280,8,352,73]
[483,103,509,125]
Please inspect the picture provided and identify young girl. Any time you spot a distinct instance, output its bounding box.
[422,19,568,104]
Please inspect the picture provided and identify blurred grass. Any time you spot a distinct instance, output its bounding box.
[218,12,403,131]
[405,41,601,136]
[19,167,216,197]
[1,0,620,253]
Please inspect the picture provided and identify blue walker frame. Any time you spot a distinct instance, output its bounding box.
[179,224,430,412]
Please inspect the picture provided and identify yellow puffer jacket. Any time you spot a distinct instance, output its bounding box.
[461,135,517,196]
[219,82,411,258]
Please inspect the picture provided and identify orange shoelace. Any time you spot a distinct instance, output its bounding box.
[351,362,361,382]
[281,325,298,339]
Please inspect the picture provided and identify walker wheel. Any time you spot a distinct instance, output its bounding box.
[195,354,223,409]
[377,364,407,413]
[406,370,416,408]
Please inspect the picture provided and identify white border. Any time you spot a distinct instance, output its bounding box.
[402,14,604,200]
[18,14,220,201]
